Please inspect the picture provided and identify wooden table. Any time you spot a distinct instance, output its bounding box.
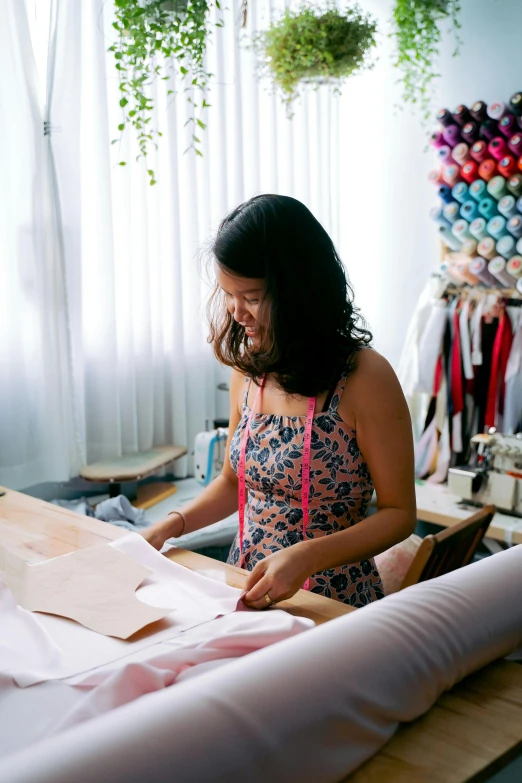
[416,482,522,546]
[1,487,521,782]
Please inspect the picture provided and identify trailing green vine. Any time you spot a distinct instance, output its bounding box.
[392,0,462,120]
[256,3,377,108]
[109,0,221,184]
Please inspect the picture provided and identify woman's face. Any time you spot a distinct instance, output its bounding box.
[216,265,266,343]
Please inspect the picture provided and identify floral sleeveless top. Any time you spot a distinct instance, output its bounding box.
[228,366,384,607]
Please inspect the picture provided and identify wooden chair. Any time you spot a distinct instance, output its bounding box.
[399,505,496,591]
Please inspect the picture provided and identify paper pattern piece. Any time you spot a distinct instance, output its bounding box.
[0,544,172,639]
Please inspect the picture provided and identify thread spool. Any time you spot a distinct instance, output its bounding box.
[437,146,453,165]
[470,140,489,162]
[487,215,508,240]
[487,176,508,200]
[438,185,454,204]
[442,202,460,224]
[471,101,488,122]
[460,161,478,184]
[428,169,444,186]
[470,217,488,240]
[443,125,461,147]
[436,108,454,127]
[439,261,464,285]
[461,122,479,144]
[488,256,517,286]
[478,159,497,182]
[439,225,462,251]
[452,218,472,241]
[499,155,517,179]
[430,205,451,228]
[498,195,517,218]
[518,117,522,131]
[488,137,508,161]
[519,156,522,172]
[507,214,522,239]
[443,164,460,188]
[457,259,481,286]
[517,197,522,214]
[508,134,522,157]
[477,237,496,260]
[430,130,446,148]
[452,182,469,204]
[479,120,498,142]
[517,278,522,294]
[461,238,478,256]
[478,197,498,221]
[469,257,497,286]
[460,200,479,222]
[499,114,517,139]
[507,174,522,197]
[453,105,471,126]
[497,235,516,259]
[518,237,522,254]
[452,143,470,166]
[488,102,507,121]
[509,91,522,117]
[506,256,522,278]
[468,179,487,202]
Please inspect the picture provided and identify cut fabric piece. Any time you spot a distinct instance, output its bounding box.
[0,534,242,685]
[0,544,171,640]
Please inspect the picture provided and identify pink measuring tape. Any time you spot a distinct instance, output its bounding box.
[238,376,316,590]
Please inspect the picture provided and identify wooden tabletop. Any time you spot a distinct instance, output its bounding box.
[1,486,521,781]
[415,482,522,546]
[0,487,353,627]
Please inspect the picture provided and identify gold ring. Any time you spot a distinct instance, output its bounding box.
[264,593,274,606]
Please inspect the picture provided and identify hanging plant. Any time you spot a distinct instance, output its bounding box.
[392,0,462,121]
[255,3,377,108]
[109,0,222,184]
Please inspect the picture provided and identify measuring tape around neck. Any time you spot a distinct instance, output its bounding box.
[238,376,316,590]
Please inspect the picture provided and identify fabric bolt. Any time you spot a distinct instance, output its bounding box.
[228,369,384,607]
[2,546,522,783]
[0,610,313,760]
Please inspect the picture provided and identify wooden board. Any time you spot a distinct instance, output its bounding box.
[135,481,177,510]
[79,445,187,483]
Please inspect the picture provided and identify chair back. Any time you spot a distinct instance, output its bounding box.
[400,505,495,590]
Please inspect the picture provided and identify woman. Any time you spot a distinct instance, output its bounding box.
[144,195,416,609]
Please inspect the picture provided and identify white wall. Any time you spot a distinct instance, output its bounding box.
[338,0,522,369]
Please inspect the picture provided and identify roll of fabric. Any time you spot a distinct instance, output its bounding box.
[2,548,521,783]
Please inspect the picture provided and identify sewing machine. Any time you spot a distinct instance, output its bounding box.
[448,431,522,516]
[194,428,229,486]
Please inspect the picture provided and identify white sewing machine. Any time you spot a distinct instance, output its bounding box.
[194,428,229,486]
[448,431,522,516]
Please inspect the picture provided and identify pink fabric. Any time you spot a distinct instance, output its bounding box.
[374,534,423,594]
[2,546,522,783]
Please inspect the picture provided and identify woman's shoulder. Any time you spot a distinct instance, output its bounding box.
[339,349,406,424]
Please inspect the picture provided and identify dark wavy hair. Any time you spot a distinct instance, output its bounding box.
[208,194,372,397]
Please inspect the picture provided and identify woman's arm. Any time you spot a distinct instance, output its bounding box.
[142,369,244,549]
[244,350,416,606]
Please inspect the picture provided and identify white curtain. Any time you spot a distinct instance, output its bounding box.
[0,0,81,490]
[2,0,341,490]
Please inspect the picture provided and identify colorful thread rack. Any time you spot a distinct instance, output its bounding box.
[429,93,522,295]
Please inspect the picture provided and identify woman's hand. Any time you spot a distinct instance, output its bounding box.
[242,545,313,609]
[141,514,183,551]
